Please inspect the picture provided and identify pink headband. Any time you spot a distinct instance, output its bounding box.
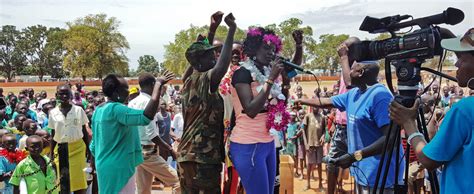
[247,28,282,53]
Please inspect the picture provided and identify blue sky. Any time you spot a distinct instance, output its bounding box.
[1,0,472,69]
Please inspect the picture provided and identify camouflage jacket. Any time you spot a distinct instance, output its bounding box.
[177,71,225,164]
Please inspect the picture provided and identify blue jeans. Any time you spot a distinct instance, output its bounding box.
[230,141,276,194]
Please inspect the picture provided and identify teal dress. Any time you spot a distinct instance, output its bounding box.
[285,123,298,156]
[90,102,151,193]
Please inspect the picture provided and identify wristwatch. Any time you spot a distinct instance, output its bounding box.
[353,150,363,161]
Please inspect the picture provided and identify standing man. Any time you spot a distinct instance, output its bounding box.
[128,73,180,194]
[177,13,236,194]
[297,44,404,193]
[325,38,357,194]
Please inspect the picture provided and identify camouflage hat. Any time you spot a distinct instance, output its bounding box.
[185,39,217,65]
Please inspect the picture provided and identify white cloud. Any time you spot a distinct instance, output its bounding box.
[1,0,472,69]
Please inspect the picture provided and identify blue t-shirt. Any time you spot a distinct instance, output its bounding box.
[0,156,17,189]
[423,96,474,194]
[331,83,404,188]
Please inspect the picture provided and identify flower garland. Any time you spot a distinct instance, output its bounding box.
[219,65,241,96]
[0,149,27,164]
[266,99,291,132]
[241,59,290,131]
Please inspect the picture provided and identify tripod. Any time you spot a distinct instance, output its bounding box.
[370,56,457,194]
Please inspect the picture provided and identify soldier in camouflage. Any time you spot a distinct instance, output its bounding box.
[177,12,236,194]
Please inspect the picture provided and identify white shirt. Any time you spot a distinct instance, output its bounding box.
[171,113,184,138]
[48,105,88,143]
[128,92,159,145]
[37,111,47,128]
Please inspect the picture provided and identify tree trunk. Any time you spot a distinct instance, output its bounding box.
[6,71,13,82]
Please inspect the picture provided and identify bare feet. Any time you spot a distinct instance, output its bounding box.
[304,184,311,191]
[294,172,301,177]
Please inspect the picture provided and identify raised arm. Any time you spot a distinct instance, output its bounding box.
[282,30,304,101]
[291,30,303,65]
[209,13,236,92]
[143,70,175,119]
[183,12,224,82]
[208,11,224,44]
[337,44,351,86]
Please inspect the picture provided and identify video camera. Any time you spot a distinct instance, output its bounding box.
[348,7,464,104]
[347,8,465,194]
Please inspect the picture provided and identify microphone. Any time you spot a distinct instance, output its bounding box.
[274,55,313,74]
[394,7,464,29]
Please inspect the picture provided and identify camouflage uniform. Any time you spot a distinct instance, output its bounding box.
[177,70,225,194]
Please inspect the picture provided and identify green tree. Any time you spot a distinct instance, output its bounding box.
[63,24,100,80]
[63,14,129,80]
[20,25,67,81]
[307,34,349,74]
[163,25,245,75]
[46,27,68,80]
[50,63,69,80]
[18,65,35,75]
[0,25,27,82]
[137,55,160,75]
[128,68,137,77]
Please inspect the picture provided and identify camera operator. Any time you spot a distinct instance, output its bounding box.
[390,28,474,194]
[296,39,404,193]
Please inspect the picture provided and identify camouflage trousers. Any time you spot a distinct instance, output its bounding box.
[178,162,222,194]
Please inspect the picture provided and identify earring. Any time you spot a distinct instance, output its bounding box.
[468,78,474,89]
[252,56,256,61]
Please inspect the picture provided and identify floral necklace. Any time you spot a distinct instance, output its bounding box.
[219,65,241,96]
[0,148,27,164]
[241,59,290,131]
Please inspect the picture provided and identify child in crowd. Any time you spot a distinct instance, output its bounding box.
[10,135,58,194]
[285,112,299,177]
[19,119,38,151]
[8,114,27,141]
[0,129,10,146]
[0,109,8,128]
[0,134,26,194]
[296,109,306,179]
[301,107,325,190]
[37,101,53,129]
[35,129,52,156]
[12,102,37,122]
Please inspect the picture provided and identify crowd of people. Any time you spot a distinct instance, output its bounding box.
[0,11,472,194]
